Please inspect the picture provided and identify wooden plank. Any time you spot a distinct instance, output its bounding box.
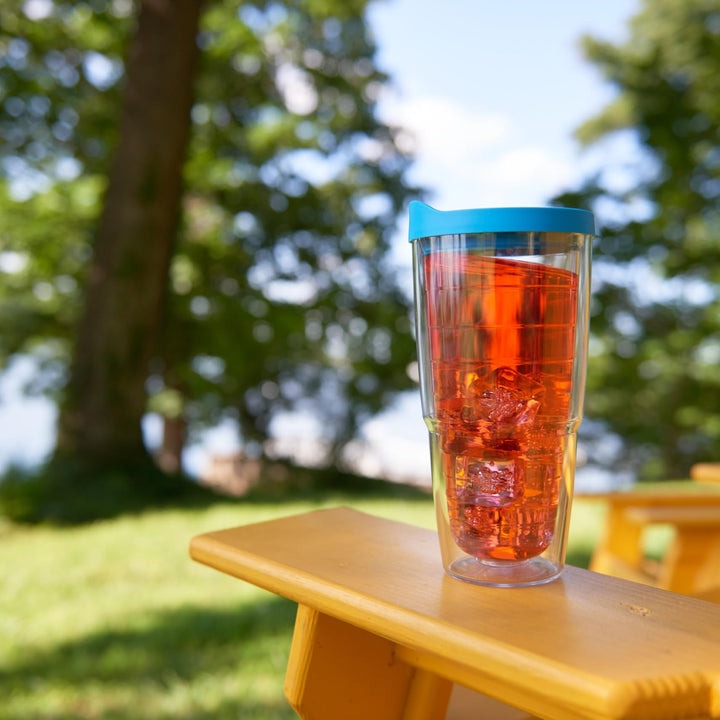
[587,552,655,586]
[624,505,720,527]
[580,484,720,506]
[190,507,720,720]
[691,463,720,484]
[590,504,720,594]
[284,604,420,720]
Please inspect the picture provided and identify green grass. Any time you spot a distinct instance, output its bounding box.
[0,492,660,719]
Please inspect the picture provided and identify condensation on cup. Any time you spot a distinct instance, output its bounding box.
[410,202,595,587]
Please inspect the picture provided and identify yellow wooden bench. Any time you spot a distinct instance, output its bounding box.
[190,507,720,720]
[692,463,720,484]
[586,483,720,596]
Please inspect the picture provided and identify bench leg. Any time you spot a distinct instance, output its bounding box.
[660,528,720,594]
[589,506,645,580]
[402,667,454,720]
[284,604,452,720]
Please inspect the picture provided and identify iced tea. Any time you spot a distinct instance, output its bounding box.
[424,252,578,561]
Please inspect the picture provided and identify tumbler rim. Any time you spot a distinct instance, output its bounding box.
[408,201,596,240]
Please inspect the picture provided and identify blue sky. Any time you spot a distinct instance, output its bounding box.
[0,0,641,481]
[370,0,638,212]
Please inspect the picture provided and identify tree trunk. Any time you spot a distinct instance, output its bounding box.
[156,415,188,475]
[55,0,203,469]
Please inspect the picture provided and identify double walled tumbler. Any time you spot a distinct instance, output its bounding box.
[410,202,594,587]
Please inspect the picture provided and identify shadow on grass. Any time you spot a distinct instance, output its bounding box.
[241,463,431,504]
[0,459,223,525]
[2,699,293,720]
[0,456,431,525]
[2,597,298,720]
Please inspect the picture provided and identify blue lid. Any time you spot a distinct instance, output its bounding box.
[408,201,596,240]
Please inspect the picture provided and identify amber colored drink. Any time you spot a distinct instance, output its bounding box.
[424,252,578,561]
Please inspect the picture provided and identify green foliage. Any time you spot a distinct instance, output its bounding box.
[0,0,421,473]
[559,0,720,480]
[0,450,429,524]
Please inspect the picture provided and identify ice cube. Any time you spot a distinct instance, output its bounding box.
[455,454,524,507]
[462,366,544,426]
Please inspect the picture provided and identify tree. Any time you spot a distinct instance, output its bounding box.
[556,0,720,481]
[0,0,419,518]
[57,0,203,468]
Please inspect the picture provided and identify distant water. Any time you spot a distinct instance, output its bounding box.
[0,358,625,493]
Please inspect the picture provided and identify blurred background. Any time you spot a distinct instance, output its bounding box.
[3,0,720,508]
[2,0,720,716]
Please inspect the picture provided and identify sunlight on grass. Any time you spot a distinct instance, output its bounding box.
[0,492,663,719]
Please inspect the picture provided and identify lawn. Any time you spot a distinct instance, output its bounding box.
[0,490,656,719]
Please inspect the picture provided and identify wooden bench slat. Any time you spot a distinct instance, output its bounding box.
[581,486,720,506]
[691,463,720,484]
[624,505,720,526]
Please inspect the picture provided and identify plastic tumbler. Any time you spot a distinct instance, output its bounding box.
[410,202,594,587]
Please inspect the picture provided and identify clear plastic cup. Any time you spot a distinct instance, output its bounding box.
[410,202,594,587]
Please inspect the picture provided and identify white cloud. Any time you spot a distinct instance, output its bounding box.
[478,145,576,204]
[381,93,579,208]
[382,95,511,166]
